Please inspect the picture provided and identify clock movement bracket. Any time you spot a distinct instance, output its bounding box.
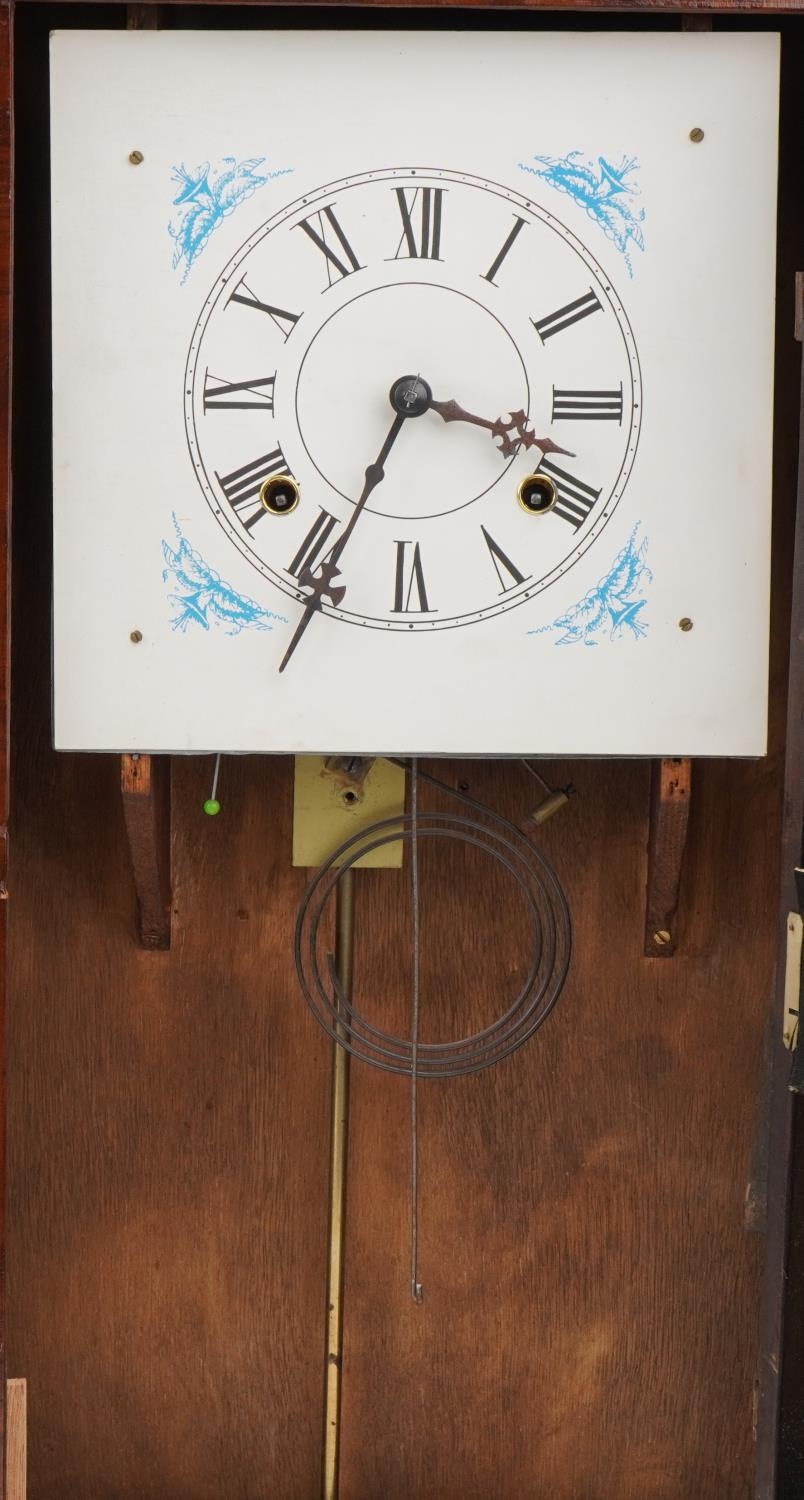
[120,753,172,950]
[292,755,405,870]
[644,757,692,957]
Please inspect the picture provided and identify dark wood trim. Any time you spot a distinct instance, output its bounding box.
[5,5,800,1496]
[0,4,12,1494]
[15,0,804,11]
[755,291,804,1500]
[644,757,691,958]
[120,755,172,950]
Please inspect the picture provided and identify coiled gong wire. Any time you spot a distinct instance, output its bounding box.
[295,760,573,1078]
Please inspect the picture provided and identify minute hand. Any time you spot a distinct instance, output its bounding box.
[278,411,407,675]
[429,398,573,461]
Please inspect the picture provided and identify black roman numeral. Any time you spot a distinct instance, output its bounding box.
[392,187,444,260]
[287,508,340,580]
[481,527,528,594]
[204,372,276,413]
[393,541,432,613]
[551,385,623,423]
[297,205,363,287]
[533,289,602,343]
[227,277,299,341]
[216,447,292,531]
[482,216,526,285]
[538,458,601,531]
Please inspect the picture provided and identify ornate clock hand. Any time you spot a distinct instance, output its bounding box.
[278,378,429,674]
[429,397,574,462]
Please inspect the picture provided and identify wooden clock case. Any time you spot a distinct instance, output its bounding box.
[2,2,804,1498]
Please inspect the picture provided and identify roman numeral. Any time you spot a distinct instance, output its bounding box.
[551,385,623,423]
[393,541,432,614]
[287,507,340,580]
[392,187,444,260]
[538,458,601,531]
[533,289,602,343]
[481,527,528,594]
[297,205,363,287]
[482,216,526,285]
[203,372,275,413]
[216,447,292,531]
[227,277,299,341]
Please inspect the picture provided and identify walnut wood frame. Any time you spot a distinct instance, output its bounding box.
[2,2,801,1497]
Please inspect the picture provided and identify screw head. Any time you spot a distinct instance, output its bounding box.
[653,929,672,946]
[689,128,704,144]
[678,617,694,633]
[128,149,144,165]
[130,629,143,643]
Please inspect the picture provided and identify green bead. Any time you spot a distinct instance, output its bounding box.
[203,798,221,817]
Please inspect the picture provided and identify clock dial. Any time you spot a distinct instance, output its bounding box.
[185,168,641,633]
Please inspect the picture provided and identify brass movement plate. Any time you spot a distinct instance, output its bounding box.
[292,756,405,869]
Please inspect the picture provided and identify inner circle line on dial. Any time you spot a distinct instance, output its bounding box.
[293,280,530,522]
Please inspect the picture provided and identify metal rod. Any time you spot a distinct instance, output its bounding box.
[410,759,423,1303]
[323,866,354,1500]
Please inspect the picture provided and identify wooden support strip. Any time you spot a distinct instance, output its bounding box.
[644,757,692,958]
[5,1381,26,1500]
[127,3,162,27]
[120,755,172,950]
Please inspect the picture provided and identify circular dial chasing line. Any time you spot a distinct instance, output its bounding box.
[185,167,642,633]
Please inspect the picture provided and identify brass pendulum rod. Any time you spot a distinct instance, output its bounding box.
[323,866,354,1500]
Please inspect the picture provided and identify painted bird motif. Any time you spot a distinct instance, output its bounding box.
[169,156,286,283]
[519,151,646,276]
[162,524,286,634]
[533,525,651,647]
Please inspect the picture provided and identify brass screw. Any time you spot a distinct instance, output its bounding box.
[678,617,694,632]
[130,629,143,643]
[653,929,672,946]
[129,150,144,165]
[689,128,704,144]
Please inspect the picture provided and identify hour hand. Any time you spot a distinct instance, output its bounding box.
[277,559,346,674]
[430,397,574,461]
[298,557,347,609]
[279,397,411,674]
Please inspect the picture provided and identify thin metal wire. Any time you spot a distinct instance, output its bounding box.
[210,753,221,803]
[294,766,572,1079]
[520,758,553,797]
[410,759,423,1303]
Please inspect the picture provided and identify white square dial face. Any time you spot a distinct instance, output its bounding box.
[50,30,779,755]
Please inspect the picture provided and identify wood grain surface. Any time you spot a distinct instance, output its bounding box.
[5,6,802,1499]
[338,752,781,1500]
[8,747,333,1499]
